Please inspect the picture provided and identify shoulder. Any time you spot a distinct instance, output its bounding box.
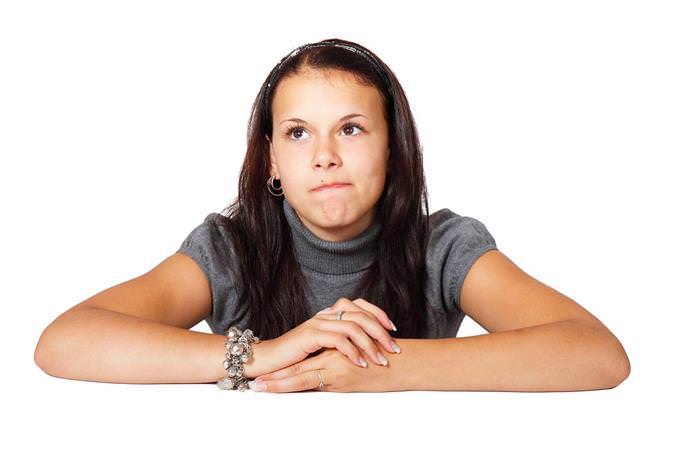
[427,208,496,247]
[176,212,242,333]
[178,213,233,252]
[425,207,498,311]
[176,212,237,280]
[186,212,231,236]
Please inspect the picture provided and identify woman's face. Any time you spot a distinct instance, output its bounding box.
[268,68,390,242]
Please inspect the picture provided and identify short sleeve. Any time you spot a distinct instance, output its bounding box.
[426,209,498,313]
[176,213,246,334]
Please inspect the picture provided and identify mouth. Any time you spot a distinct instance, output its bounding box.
[312,183,351,192]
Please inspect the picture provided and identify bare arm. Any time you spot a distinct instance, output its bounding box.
[306,250,631,393]
[34,305,276,384]
[382,318,629,392]
[381,249,629,392]
[34,253,277,385]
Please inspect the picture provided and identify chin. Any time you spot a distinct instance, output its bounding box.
[314,214,352,228]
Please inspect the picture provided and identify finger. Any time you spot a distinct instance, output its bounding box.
[317,310,399,356]
[255,352,325,382]
[313,317,391,366]
[255,360,306,382]
[294,324,366,367]
[251,355,327,391]
[351,298,398,332]
[315,308,401,356]
[320,298,396,333]
[312,329,369,367]
[252,369,328,393]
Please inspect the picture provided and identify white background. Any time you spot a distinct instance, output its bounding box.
[3,0,677,451]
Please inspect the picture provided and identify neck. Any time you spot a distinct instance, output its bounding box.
[282,198,381,275]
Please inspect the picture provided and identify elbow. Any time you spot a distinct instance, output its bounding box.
[34,340,50,374]
[601,336,631,389]
[607,351,631,388]
[34,333,51,373]
[34,328,59,376]
[578,321,631,390]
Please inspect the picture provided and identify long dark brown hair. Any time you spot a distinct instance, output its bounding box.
[216,37,430,340]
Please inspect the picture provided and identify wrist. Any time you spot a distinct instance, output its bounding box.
[379,338,415,392]
[242,338,277,379]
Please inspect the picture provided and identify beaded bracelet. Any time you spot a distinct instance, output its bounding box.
[215,325,260,391]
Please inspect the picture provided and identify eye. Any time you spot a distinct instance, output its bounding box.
[283,121,366,141]
[284,125,309,141]
[341,122,365,136]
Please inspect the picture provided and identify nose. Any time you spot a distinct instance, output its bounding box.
[312,139,342,170]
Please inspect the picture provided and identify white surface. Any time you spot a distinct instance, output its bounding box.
[2,1,676,451]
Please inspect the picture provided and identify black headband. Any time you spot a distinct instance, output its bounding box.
[262,40,393,111]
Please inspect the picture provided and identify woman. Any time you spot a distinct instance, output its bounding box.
[34,38,630,393]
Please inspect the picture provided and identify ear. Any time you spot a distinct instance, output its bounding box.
[267,135,279,178]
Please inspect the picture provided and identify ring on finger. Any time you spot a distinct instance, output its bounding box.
[336,310,346,321]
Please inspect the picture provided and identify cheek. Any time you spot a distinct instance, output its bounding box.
[276,163,302,189]
[348,169,386,210]
[353,157,387,190]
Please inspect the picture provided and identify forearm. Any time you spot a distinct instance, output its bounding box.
[34,306,275,384]
[386,319,629,392]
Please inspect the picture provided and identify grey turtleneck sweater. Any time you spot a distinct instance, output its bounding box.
[176,198,497,338]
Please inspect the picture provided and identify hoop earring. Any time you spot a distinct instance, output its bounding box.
[267,175,284,197]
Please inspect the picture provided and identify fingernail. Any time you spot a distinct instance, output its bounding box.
[390,320,397,332]
[317,307,332,314]
[377,352,388,366]
[249,380,267,392]
[358,356,367,367]
[390,341,401,353]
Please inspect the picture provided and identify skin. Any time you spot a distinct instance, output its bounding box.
[253,68,631,393]
[267,67,390,242]
[253,254,632,392]
[31,65,630,391]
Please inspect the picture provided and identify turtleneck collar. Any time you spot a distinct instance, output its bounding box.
[282,197,381,275]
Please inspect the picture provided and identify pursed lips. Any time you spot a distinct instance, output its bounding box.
[312,183,351,192]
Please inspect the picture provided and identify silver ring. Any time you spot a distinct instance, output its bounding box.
[317,370,324,388]
[336,310,345,321]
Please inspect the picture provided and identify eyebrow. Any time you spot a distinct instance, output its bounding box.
[279,113,368,126]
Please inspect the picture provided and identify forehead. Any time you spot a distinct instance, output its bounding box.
[271,69,384,121]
